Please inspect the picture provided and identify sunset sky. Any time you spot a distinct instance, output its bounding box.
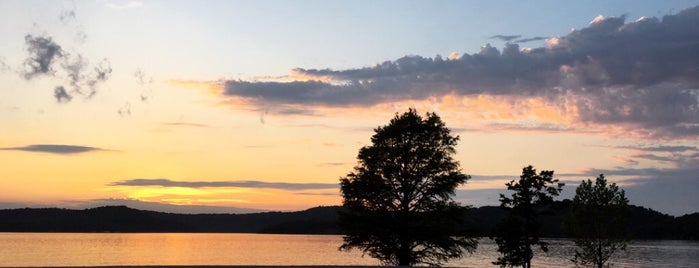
[1,0,698,216]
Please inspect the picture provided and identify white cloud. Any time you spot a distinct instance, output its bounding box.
[105,1,143,10]
[203,5,699,138]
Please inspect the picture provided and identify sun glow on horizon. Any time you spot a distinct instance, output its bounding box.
[0,1,697,216]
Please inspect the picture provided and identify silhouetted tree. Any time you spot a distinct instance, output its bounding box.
[563,174,630,268]
[339,108,477,266]
[492,165,564,268]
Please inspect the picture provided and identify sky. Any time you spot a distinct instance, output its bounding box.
[1,0,698,216]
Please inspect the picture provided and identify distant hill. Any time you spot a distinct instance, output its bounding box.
[0,205,340,234]
[0,199,265,214]
[0,202,696,240]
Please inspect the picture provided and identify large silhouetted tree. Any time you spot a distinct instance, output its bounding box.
[338,108,477,266]
[492,165,564,268]
[563,174,630,268]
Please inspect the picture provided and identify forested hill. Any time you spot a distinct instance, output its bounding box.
[1,203,697,240]
[0,205,339,234]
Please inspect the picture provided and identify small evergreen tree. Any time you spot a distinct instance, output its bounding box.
[492,165,564,268]
[563,174,630,268]
[339,108,477,266]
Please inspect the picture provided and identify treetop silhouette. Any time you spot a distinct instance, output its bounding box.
[338,108,477,266]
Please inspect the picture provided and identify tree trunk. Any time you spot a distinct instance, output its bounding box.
[525,241,532,268]
[597,242,603,268]
[398,242,411,266]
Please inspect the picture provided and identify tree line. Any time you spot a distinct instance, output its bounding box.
[0,201,693,238]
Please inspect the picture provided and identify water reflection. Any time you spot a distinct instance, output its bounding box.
[0,233,697,267]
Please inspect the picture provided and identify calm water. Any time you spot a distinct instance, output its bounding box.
[1,233,698,267]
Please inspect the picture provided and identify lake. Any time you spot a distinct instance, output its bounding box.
[1,233,698,267]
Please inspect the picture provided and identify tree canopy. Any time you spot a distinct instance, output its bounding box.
[563,174,630,268]
[338,108,477,266]
[492,165,564,268]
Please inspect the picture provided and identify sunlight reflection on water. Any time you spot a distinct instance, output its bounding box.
[0,233,697,267]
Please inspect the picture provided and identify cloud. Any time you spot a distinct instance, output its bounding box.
[134,68,154,101]
[109,178,338,190]
[633,154,676,162]
[0,144,108,154]
[491,35,549,44]
[223,79,375,106]
[294,191,338,196]
[205,5,699,138]
[20,34,112,102]
[604,144,699,167]
[275,107,317,115]
[486,122,573,132]
[117,102,131,116]
[0,57,11,72]
[583,165,689,180]
[617,145,698,153]
[105,1,143,10]
[317,162,346,167]
[53,86,72,103]
[257,106,318,124]
[22,35,64,79]
[162,122,211,128]
[490,34,521,42]
[59,10,76,24]
[63,56,113,99]
[513,36,549,43]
